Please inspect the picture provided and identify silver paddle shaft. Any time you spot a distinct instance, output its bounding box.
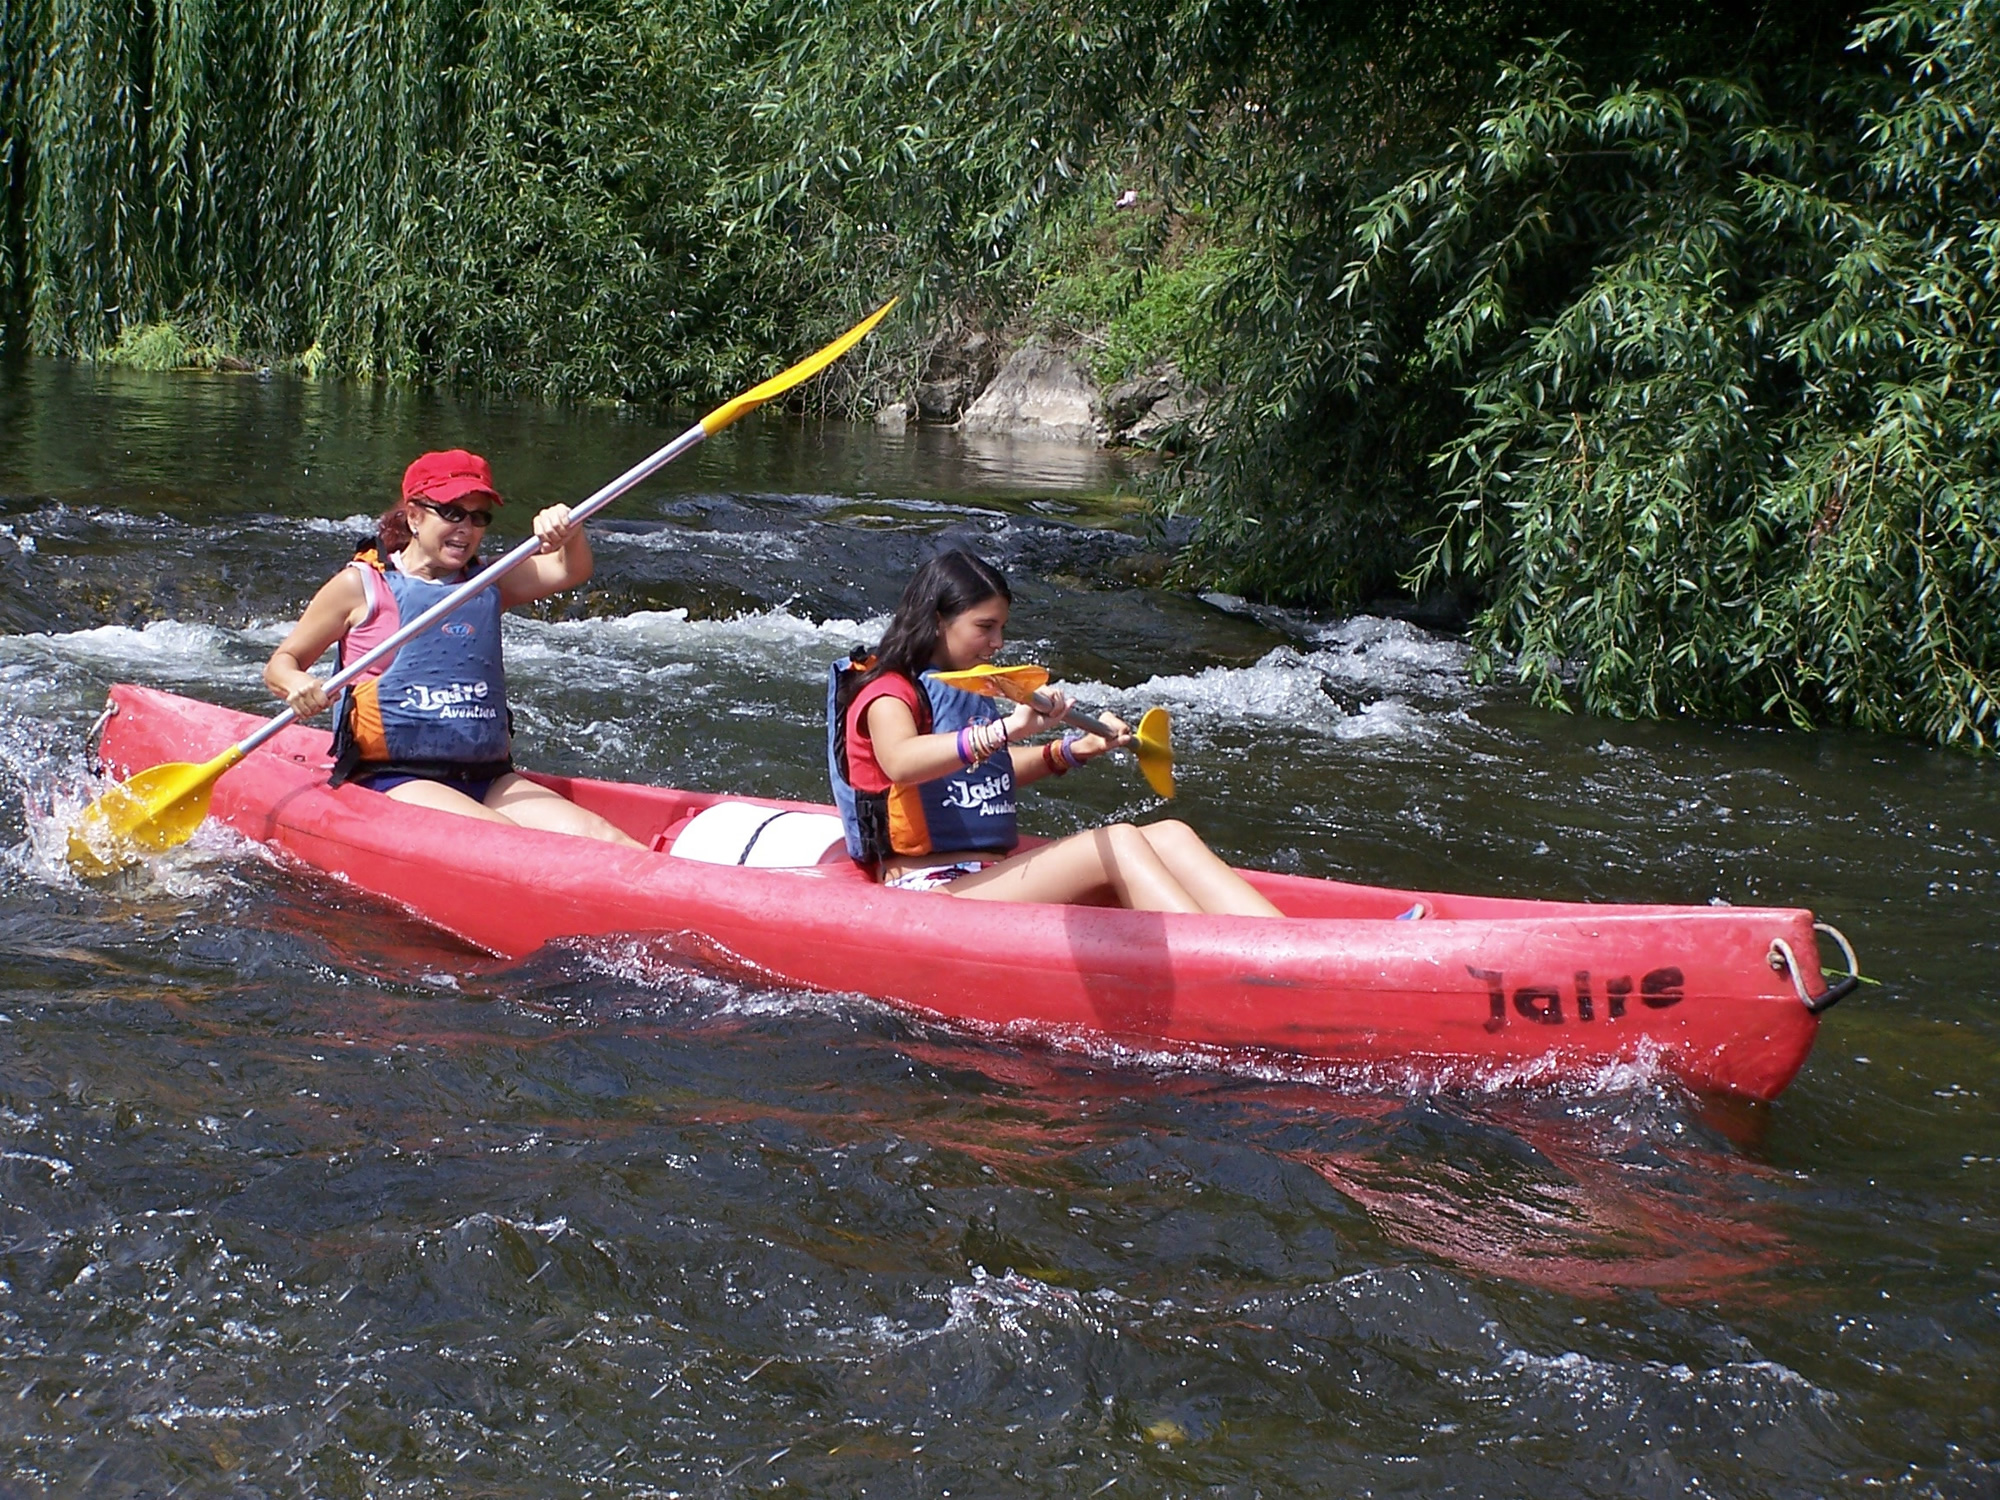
[1025,690,1126,744]
[234,419,712,760]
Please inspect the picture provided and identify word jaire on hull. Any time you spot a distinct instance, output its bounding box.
[1470,966,1684,1032]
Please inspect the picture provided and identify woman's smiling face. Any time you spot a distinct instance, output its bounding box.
[934,593,1009,671]
[404,498,487,572]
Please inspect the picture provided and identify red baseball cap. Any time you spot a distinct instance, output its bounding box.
[402,449,504,506]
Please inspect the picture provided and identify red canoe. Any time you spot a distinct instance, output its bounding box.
[92,684,1855,1100]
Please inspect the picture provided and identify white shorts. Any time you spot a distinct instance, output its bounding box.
[882,860,992,892]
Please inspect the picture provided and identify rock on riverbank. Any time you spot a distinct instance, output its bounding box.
[875,334,1193,448]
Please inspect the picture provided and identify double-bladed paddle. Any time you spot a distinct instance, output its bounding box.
[929,663,1174,799]
[68,299,899,876]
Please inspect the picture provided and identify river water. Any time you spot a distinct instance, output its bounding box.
[0,358,1993,1497]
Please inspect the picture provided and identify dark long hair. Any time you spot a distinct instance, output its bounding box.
[840,550,1011,716]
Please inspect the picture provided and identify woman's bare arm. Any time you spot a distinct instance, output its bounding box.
[498,505,593,608]
[263,569,368,718]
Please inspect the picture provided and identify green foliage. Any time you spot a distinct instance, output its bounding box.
[1339,2,2000,747]
[347,0,813,399]
[99,320,197,370]
[1095,252,1236,386]
[1028,197,1238,385]
[0,0,901,399]
[95,316,259,370]
[1151,0,1866,609]
[5,0,1998,747]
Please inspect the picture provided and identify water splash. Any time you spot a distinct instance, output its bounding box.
[507,605,890,682]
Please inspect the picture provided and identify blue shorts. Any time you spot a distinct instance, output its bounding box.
[353,770,505,805]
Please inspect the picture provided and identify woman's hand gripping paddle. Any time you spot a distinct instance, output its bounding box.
[930,663,1175,799]
[67,299,900,877]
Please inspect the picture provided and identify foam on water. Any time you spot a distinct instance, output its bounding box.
[294,513,380,536]
[593,525,805,561]
[0,640,269,896]
[129,1401,292,1432]
[948,1013,1681,1105]
[1461,1343,1834,1436]
[511,606,1477,758]
[7,768,269,898]
[507,605,889,682]
[0,603,1476,777]
[1060,632,1472,744]
[553,932,1685,1115]
[848,1265,1121,1364]
[0,620,275,692]
[1306,614,1474,697]
[544,934,891,1033]
[0,1149,74,1179]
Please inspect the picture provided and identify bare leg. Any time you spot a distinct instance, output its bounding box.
[379,774,642,845]
[483,774,644,846]
[380,778,517,822]
[943,824,1205,912]
[1137,820,1285,918]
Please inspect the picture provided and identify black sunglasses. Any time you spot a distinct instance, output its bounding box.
[410,497,494,528]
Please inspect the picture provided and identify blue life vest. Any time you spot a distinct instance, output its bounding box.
[914,668,1017,853]
[826,655,881,861]
[826,656,1018,864]
[330,549,513,785]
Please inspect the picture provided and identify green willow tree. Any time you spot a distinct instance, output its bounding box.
[3,0,474,359]
[1339,1,2000,746]
[3,0,1995,746]
[1146,0,1864,608]
[0,0,868,396]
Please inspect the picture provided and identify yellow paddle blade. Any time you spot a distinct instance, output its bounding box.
[928,663,1051,702]
[66,747,245,877]
[700,298,900,437]
[1135,706,1174,799]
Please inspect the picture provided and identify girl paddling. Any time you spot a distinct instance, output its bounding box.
[264,449,639,845]
[829,550,1282,915]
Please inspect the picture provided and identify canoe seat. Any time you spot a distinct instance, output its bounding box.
[664,801,850,868]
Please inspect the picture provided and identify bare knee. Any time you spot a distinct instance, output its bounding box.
[1141,819,1202,854]
[1099,822,1154,858]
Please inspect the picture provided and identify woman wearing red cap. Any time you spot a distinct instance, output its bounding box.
[263,450,639,844]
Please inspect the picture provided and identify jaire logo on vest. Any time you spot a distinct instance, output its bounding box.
[402,681,498,718]
[941,773,1015,817]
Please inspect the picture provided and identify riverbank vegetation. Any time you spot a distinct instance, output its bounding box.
[4,0,1996,747]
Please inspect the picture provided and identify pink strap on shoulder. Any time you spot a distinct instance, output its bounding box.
[339,561,402,678]
[347,560,386,627]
